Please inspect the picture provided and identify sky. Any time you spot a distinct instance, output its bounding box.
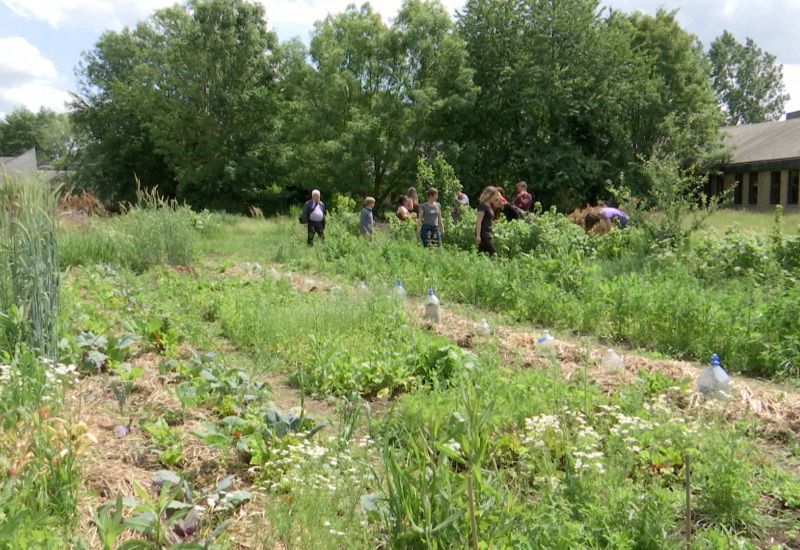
[1,0,799,121]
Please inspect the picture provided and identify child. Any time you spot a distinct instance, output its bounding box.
[512,181,532,212]
[361,196,375,239]
[416,187,444,247]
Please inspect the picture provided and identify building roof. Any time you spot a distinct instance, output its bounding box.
[722,118,800,171]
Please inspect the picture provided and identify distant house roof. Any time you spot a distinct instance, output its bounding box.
[721,118,800,173]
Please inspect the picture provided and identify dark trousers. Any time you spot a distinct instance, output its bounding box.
[307,220,325,245]
[479,234,496,256]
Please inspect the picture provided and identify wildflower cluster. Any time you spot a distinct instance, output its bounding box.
[522,396,706,480]
[251,434,376,495]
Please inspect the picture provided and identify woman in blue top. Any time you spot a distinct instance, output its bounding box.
[416,187,444,247]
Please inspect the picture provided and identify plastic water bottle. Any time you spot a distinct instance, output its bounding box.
[600,349,624,374]
[392,279,406,300]
[270,267,281,281]
[537,330,556,356]
[359,281,368,291]
[697,354,732,399]
[423,289,441,323]
[475,319,491,336]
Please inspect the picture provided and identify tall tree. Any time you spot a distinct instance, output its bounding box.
[709,31,789,125]
[283,0,475,203]
[71,0,282,210]
[0,106,74,165]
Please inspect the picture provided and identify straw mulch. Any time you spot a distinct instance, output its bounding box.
[410,304,800,440]
[69,353,249,549]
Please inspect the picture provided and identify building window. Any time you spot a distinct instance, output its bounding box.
[770,171,782,205]
[734,173,743,204]
[748,173,758,205]
[789,170,799,206]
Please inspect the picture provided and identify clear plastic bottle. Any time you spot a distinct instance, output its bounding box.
[423,289,441,323]
[537,330,556,356]
[601,348,624,374]
[475,318,491,336]
[392,279,406,300]
[697,354,732,399]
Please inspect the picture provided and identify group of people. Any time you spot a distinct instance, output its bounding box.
[299,184,628,254]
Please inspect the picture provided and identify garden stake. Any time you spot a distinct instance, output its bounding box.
[684,452,691,549]
[467,474,479,550]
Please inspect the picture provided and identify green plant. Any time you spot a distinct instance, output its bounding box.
[144,418,185,467]
[0,173,60,360]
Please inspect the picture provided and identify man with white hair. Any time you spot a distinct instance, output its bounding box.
[300,189,326,245]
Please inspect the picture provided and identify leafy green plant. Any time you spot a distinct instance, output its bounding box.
[144,418,185,467]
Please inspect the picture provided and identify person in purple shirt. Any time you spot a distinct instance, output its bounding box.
[599,206,629,228]
[512,181,532,212]
[585,206,629,231]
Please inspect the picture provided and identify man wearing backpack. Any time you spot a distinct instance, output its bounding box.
[300,189,326,245]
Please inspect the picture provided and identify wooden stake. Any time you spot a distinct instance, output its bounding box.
[685,452,692,549]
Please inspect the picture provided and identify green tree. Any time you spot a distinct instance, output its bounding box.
[283,0,475,203]
[619,10,724,188]
[708,31,790,125]
[458,0,641,208]
[0,106,74,165]
[71,0,282,210]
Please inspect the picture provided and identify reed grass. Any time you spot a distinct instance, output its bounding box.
[0,171,60,360]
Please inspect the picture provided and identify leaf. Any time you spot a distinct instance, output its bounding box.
[208,519,232,541]
[124,512,157,534]
[203,434,229,446]
[221,491,252,509]
[115,333,137,349]
[221,416,246,427]
[115,540,155,550]
[215,475,235,493]
[430,511,461,534]
[154,470,181,485]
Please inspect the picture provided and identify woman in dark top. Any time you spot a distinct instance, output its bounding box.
[475,186,502,256]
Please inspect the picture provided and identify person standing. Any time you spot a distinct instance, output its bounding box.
[452,188,470,222]
[361,196,375,240]
[513,181,532,212]
[416,187,444,247]
[476,186,502,256]
[300,189,326,245]
[406,187,419,214]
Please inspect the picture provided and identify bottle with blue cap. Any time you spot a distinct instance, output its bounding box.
[537,330,556,356]
[423,289,441,323]
[392,279,406,300]
[697,354,732,399]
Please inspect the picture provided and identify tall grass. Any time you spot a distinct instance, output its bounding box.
[0,172,60,360]
[59,185,198,273]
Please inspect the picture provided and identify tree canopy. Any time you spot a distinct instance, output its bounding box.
[69,0,736,213]
[708,30,789,126]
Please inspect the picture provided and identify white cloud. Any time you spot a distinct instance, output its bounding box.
[0,37,58,85]
[783,64,800,116]
[1,0,175,31]
[0,84,72,116]
[0,37,69,117]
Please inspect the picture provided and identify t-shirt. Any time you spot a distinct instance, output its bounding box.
[600,207,629,228]
[419,201,441,226]
[513,192,532,211]
[360,208,374,234]
[477,203,493,236]
[309,202,324,222]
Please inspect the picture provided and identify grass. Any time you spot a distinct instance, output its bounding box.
[702,207,800,236]
[3,202,800,548]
